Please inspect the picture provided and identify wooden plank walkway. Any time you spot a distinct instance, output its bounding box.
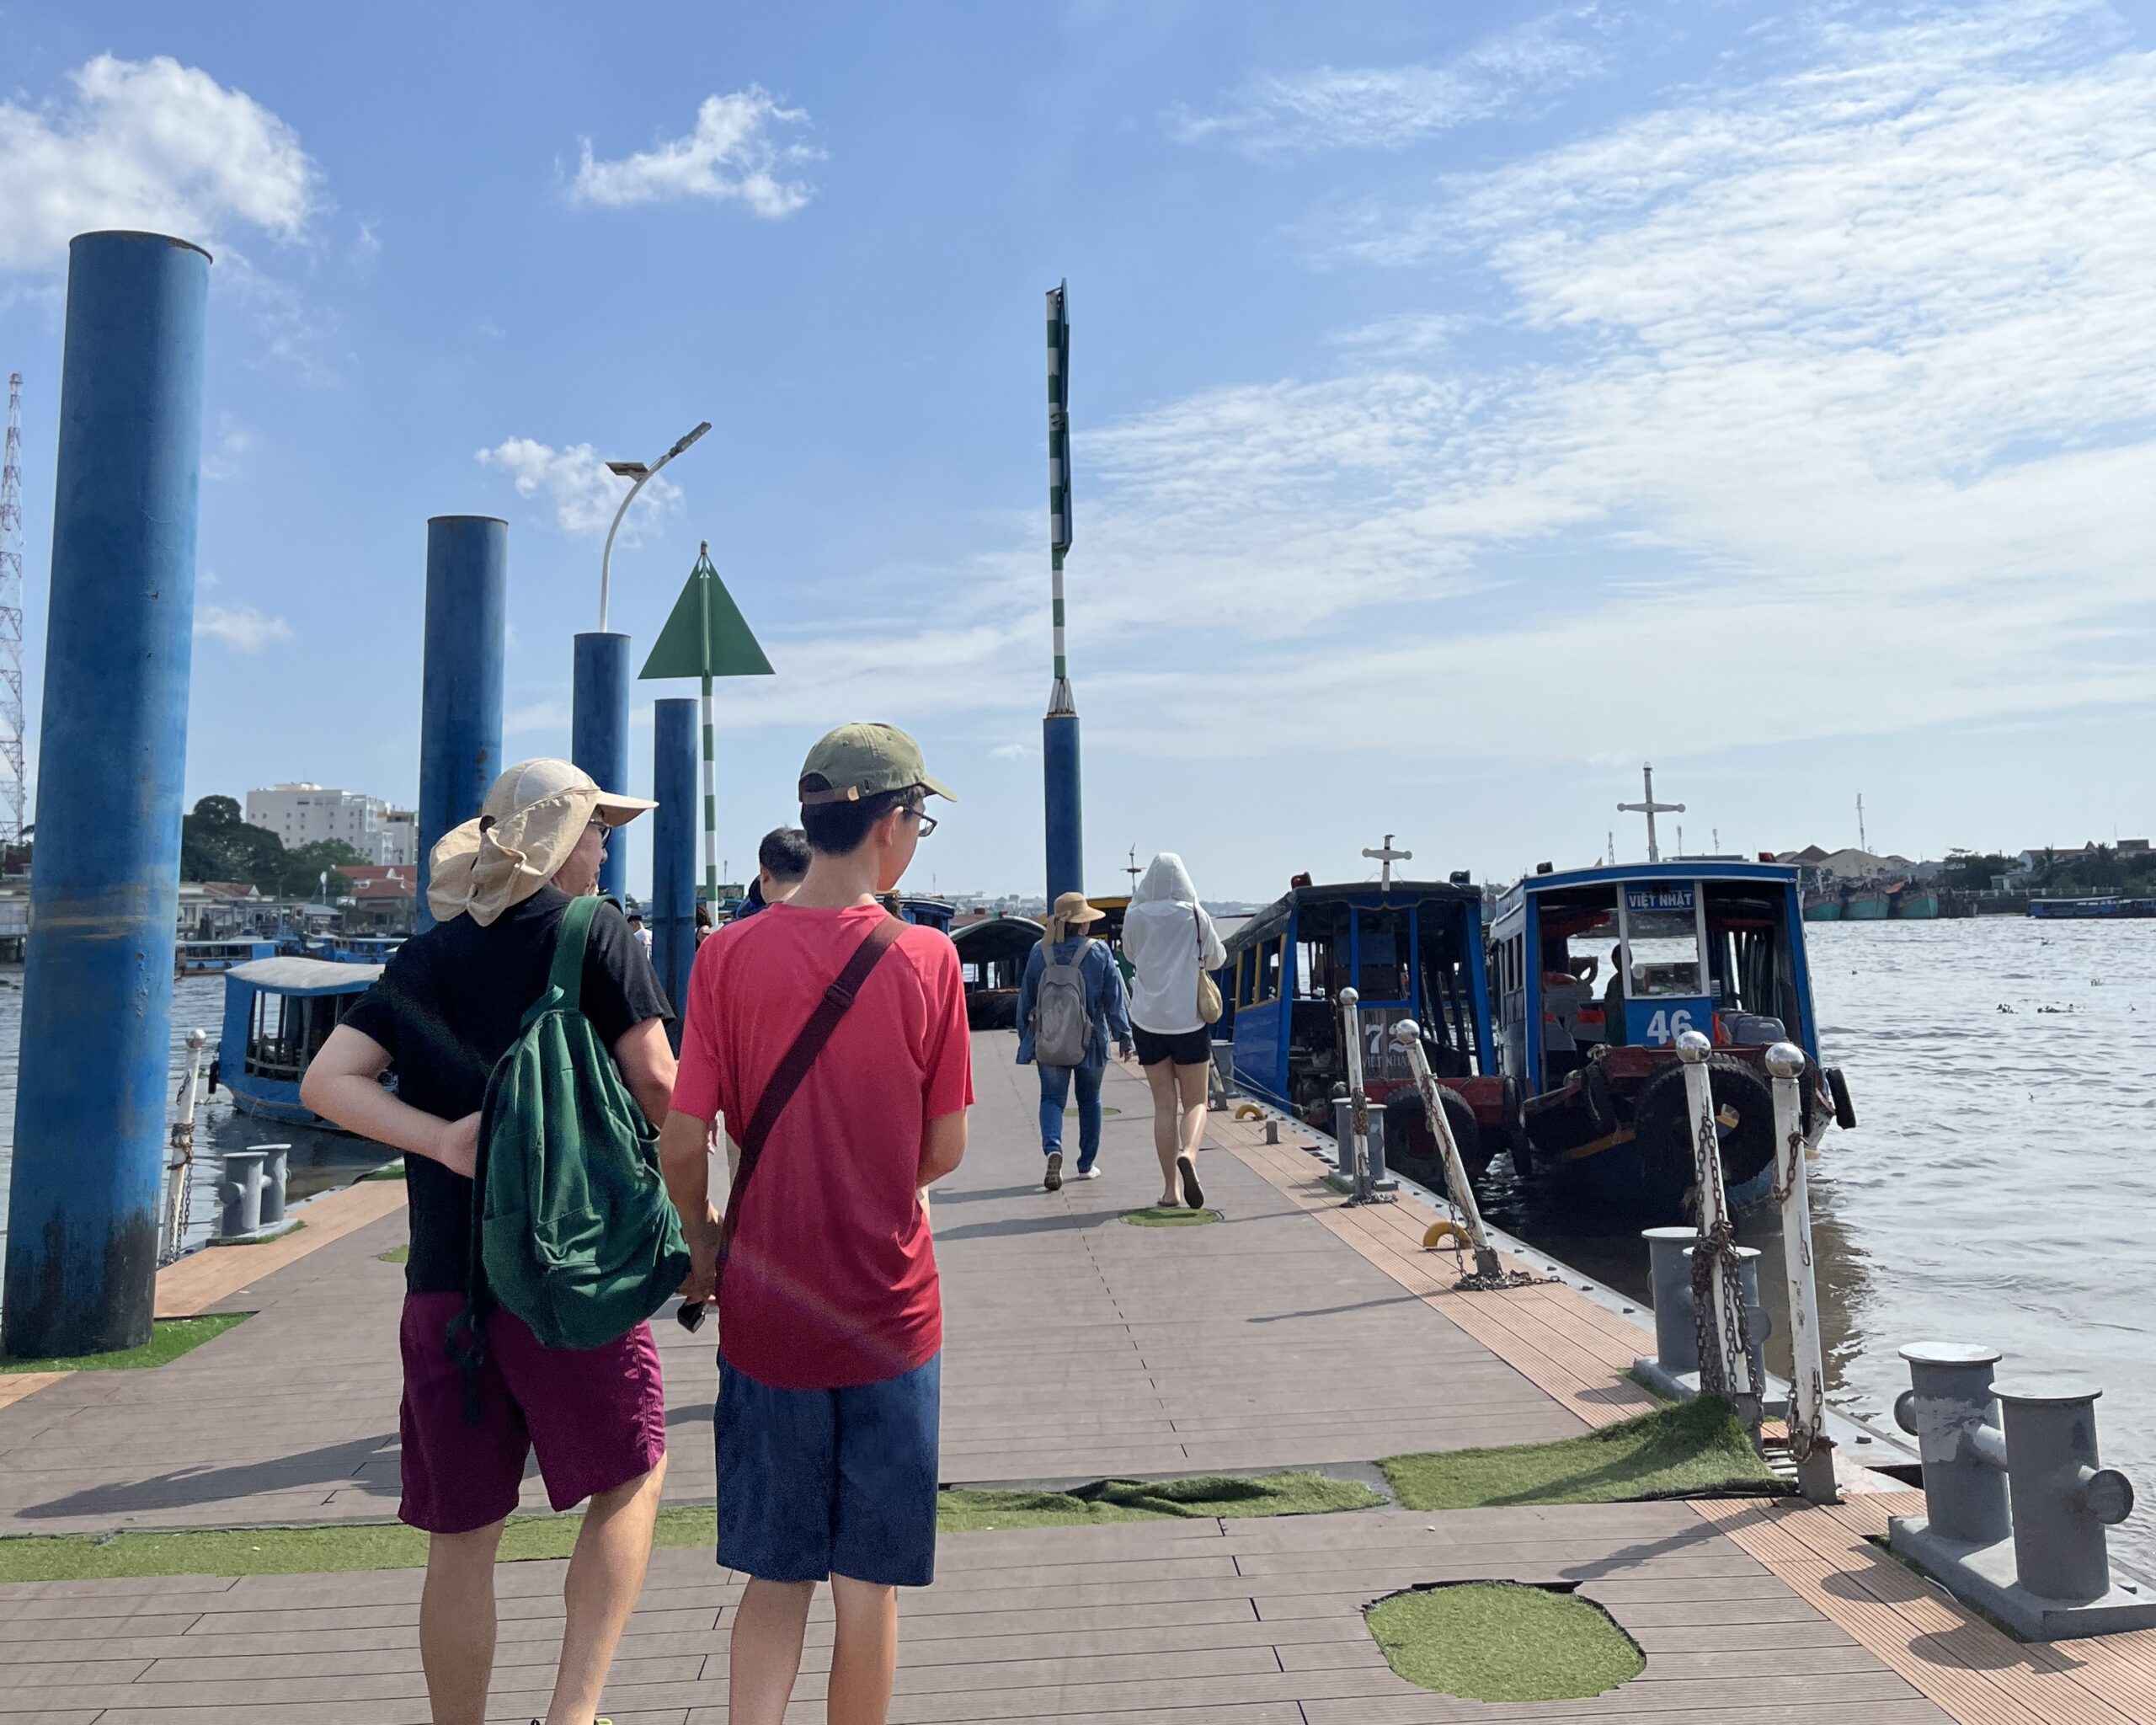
[0,1030,2144,1720]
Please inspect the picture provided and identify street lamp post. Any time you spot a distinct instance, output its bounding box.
[574,419,710,904]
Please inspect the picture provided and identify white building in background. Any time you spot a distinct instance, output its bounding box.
[247,783,414,862]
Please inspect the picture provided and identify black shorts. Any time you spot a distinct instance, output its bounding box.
[1134,1025,1212,1068]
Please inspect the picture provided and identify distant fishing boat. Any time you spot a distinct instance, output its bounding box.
[1891,884,1940,920]
[176,938,276,975]
[1488,860,1855,1220]
[1843,884,1892,921]
[215,957,382,1126]
[1801,887,1844,922]
[1218,877,1511,1195]
[2029,897,2156,921]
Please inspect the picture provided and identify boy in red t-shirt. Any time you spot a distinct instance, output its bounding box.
[661,722,971,1725]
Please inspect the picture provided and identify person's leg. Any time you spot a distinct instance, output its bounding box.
[497,1313,670,1725]
[1073,1062,1104,1172]
[1143,1058,1181,1204]
[1174,1060,1210,1208]
[1037,1061,1071,1189]
[829,1575,899,1725]
[829,1353,940,1725]
[420,1519,505,1725]
[546,1455,666,1725]
[716,1362,839,1723]
[731,1577,817,1725]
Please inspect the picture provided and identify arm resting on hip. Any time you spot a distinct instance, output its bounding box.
[299,1025,478,1178]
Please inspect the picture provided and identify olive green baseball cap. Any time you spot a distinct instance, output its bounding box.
[798,722,958,807]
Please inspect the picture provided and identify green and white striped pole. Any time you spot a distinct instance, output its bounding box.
[1042,280,1084,902]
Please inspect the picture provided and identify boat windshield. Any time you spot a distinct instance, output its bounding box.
[1630,888,1699,996]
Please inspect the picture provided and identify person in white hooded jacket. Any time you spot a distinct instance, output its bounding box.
[1120,853,1227,1208]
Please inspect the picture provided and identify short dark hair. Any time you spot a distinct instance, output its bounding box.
[799,784,912,857]
[759,825,812,880]
[626,912,643,926]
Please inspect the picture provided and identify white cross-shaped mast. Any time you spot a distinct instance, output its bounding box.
[1617,763,1684,863]
[1362,833,1412,891]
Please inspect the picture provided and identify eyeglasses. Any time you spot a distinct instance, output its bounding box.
[909,806,938,839]
[585,819,610,842]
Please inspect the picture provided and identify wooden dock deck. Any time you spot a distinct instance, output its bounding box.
[0,1029,2148,1722]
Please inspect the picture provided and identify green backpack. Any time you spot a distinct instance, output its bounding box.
[451,894,690,1365]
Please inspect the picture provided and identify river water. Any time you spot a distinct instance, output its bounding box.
[0,927,2149,1565]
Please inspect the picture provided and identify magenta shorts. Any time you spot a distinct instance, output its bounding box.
[398,1291,666,1535]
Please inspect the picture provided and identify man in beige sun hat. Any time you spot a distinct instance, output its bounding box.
[301,758,676,1725]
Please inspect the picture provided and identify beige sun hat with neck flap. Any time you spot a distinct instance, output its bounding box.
[426,758,657,927]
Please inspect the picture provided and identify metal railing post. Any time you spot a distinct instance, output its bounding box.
[160,1027,207,1263]
[1677,1028,1757,1431]
[1337,987,1373,1203]
[1394,1020,1501,1279]
[1766,1041,1837,1502]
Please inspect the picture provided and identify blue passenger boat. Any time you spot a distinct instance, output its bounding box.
[1487,861,1854,1220]
[215,957,383,1126]
[1218,879,1513,1191]
[176,938,276,975]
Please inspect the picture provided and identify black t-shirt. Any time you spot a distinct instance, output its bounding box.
[344,887,673,1295]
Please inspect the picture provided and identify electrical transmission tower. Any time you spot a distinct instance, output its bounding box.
[0,373,24,845]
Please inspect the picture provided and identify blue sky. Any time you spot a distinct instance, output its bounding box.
[0,1,2150,900]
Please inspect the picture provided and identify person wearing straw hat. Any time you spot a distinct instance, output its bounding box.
[302,758,677,1725]
[1016,889,1133,1191]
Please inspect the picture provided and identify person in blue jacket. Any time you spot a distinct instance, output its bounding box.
[1017,890,1134,1192]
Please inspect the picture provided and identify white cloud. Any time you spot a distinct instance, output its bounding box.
[568,88,819,217]
[476,438,684,541]
[200,413,255,481]
[1171,9,1608,158]
[506,699,571,734]
[195,602,291,653]
[0,55,316,270]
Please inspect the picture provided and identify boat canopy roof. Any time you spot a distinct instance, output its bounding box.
[1492,859,1798,936]
[227,957,384,996]
[951,915,1044,964]
[1226,879,1481,954]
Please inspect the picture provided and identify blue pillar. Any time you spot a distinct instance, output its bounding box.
[1043,712,1084,905]
[572,631,631,905]
[652,698,696,1051]
[416,517,506,931]
[3,232,209,1359]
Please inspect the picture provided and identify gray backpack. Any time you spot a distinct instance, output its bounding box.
[1033,939,1095,1067]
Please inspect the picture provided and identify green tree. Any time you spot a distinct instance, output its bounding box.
[180,795,285,891]
[281,839,369,901]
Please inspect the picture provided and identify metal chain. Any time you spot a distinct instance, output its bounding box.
[1687,1086,1753,1418]
[1770,1122,1825,1463]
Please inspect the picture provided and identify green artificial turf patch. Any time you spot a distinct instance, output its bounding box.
[1123,1205,1221,1226]
[377,1244,409,1264]
[362,1161,407,1181]
[1380,1396,1785,1510]
[939,1470,1382,1530]
[1367,1582,1644,1701]
[0,1312,251,1375]
[0,1471,1382,1580]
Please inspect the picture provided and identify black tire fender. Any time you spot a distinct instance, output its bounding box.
[1633,1054,1775,1193]
[1826,1065,1856,1131]
[1579,1061,1616,1135]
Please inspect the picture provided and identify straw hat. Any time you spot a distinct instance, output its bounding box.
[426,758,656,927]
[1048,890,1107,943]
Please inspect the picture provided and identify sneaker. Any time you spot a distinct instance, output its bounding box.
[1176,1154,1204,1210]
[1044,1151,1063,1193]
[1077,1165,1101,1180]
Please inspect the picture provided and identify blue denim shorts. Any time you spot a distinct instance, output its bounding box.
[715,1351,941,1587]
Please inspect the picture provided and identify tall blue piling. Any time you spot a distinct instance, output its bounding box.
[1043,713,1084,904]
[2,232,210,1359]
[572,632,631,905]
[651,698,696,1050]
[416,518,507,930]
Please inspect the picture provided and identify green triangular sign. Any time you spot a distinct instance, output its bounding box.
[638,549,774,681]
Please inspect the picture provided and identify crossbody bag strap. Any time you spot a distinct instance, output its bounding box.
[717,915,907,1267]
